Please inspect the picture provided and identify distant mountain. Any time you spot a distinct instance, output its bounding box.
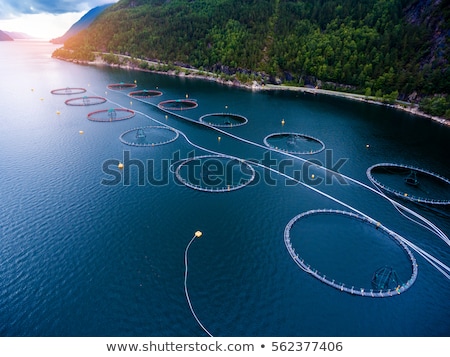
[50,3,114,44]
[5,31,34,39]
[0,30,14,41]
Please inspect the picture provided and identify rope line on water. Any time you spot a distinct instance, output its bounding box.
[82,85,450,335]
[184,234,214,337]
[100,87,450,281]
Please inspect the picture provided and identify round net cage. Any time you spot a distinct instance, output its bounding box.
[64,96,107,106]
[367,163,450,205]
[87,108,135,122]
[284,209,417,298]
[175,155,255,192]
[119,126,179,147]
[107,82,137,90]
[158,99,198,111]
[129,90,163,98]
[199,113,248,127]
[51,87,87,95]
[264,132,325,154]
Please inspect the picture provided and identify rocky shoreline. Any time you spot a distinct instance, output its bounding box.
[55,54,450,128]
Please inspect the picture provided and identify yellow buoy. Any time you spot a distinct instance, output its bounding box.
[130,101,133,105]
[186,94,189,99]
[118,163,124,169]
[366,144,370,148]
[56,110,60,115]
[281,119,285,125]
[134,79,137,84]
[404,193,408,197]
[218,136,221,142]
[79,130,84,135]
[194,231,202,238]
[311,174,315,179]
[40,98,44,101]
[165,115,168,120]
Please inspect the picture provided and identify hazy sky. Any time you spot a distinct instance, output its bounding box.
[0,0,118,40]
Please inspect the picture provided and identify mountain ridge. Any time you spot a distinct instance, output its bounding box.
[50,3,114,44]
[0,30,14,41]
[53,0,450,116]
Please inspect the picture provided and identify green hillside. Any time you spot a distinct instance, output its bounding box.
[53,0,450,116]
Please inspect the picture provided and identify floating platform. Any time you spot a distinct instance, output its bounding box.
[87,108,135,122]
[175,155,255,193]
[367,163,450,205]
[199,113,248,127]
[158,99,198,111]
[107,82,137,90]
[51,87,87,95]
[119,126,179,147]
[65,96,107,106]
[284,209,418,298]
[264,132,325,155]
[128,89,163,98]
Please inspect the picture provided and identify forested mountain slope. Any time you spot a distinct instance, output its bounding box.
[53,0,450,116]
[50,3,114,44]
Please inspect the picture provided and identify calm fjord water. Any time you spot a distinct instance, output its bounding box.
[0,41,449,337]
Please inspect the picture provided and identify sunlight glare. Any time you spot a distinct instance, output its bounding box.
[0,12,86,40]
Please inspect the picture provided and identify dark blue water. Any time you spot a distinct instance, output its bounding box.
[1,41,449,337]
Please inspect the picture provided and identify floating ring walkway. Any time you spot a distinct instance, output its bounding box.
[87,108,135,122]
[264,132,325,155]
[119,126,179,147]
[129,89,163,98]
[158,99,198,111]
[284,209,418,297]
[51,87,86,95]
[175,155,255,193]
[367,163,450,206]
[65,96,107,106]
[107,82,137,90]
[199,113,248,127]
[103,86,450,290]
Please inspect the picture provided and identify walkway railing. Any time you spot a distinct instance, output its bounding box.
[284,209,418,298]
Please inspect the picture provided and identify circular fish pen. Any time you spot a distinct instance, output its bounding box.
[119,126,179,147]
[284,209,418,297]
[175,155,255,192]
[64,96,107,106]
[264,132,325,154]
[129,89,163,98]
[87,108,135,122]
[158,99,198,111]
[107,82,137,90]
[367,163,450,205]
[51,87,87,95]
[199,113,248,127]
